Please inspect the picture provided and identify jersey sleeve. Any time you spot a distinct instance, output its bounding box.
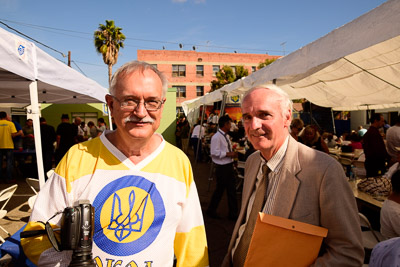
[21,165,72,266]
[174,169,209,267]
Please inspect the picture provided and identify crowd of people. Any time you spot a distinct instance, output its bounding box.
[0,112,109,182]
[175,113,249,164]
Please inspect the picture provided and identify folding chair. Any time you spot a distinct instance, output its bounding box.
[25,178,40,195]
[25,178,40,210]
[359,212,384,264]
[329,154,340,161]
[339,157,352,177]
[0,184,18,243]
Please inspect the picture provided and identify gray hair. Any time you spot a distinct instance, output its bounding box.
[242,84,293,118]
[110,61,169,98]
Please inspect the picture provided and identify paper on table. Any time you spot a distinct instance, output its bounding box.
[244,213,328,267]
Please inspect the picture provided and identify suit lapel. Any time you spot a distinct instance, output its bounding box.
[241,153,262,209]
[271,136,302,218]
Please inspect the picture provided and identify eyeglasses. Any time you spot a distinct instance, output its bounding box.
[111,95,164,111]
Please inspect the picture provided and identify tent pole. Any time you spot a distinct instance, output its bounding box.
[195,104,206,164]
[331,108,336,135]
[29,80,45,188]
[220,91,228,117]
[108,112,113,130]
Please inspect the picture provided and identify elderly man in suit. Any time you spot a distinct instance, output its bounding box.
[223,85,364,266]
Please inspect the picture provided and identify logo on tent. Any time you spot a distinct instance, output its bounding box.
[231,95,240,103]
[15,40,27,61]
[18,45,25,56]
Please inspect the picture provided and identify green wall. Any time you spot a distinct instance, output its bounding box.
[41,103,107,128]
[157,87,177,145]
[40,87,177,145]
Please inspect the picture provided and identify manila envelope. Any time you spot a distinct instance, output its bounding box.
[244,213,328,267]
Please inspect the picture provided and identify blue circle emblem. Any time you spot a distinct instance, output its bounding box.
[93,175,165,256]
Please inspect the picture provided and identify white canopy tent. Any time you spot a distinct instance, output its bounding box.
[182,0,400,123]
[0,26,109,188]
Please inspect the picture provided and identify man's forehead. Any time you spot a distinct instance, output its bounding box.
[121,69,160,81]
[244,88,281,102]
[116,71,163,94]
[242,91,281,110]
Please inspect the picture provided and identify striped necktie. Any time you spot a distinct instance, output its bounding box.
[233,164,270,266]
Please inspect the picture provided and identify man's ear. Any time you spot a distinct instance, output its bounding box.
[160,98,166,110]
[285,109,292,128]
[105,94,114,115]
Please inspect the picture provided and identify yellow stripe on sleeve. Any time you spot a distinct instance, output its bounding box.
[21,221,60,266]
[174,225,209,267]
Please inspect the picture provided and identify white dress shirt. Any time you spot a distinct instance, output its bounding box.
[232,136,289,256]
[191,124,206,138]
[210,129,233,165]
[386,125,400,160]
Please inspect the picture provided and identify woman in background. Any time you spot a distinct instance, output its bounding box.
[300,125,329,154]
[290,118,304,142]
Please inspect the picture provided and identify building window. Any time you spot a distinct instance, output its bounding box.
[174,86,186,98]
[151,64,158,69]
[252,66,257,72]
[196,86,204,96]
[172,65,186,77]
[212,65,220,76]
[196,65,204,76]
[176,107,184,117]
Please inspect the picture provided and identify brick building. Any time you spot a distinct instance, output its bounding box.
[137,50,280,108]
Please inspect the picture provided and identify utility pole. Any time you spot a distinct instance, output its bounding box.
[68,51,71,67]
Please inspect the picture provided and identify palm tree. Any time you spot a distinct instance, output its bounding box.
[94,20,126,86]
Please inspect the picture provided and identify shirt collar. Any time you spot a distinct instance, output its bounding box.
[218,129,227,136]
[260,135,289,173]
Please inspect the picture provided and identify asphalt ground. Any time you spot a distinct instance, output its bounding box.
[0,149,239,267]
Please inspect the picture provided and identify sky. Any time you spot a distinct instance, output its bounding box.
[0,0,387,89]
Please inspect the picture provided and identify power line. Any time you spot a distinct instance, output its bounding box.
[73,60,104,67]
[71,60,87,76]
[0,20,66,57]
[0,18,285,54]
[0,18,88,35]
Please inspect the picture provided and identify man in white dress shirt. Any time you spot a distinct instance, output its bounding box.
[190,120,206,162]
[206,115,239,220]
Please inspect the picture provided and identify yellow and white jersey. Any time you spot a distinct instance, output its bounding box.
[22,133,209,267]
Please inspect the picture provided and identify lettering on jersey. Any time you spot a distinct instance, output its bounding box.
[94,256,153,267]
[93,175,165,256]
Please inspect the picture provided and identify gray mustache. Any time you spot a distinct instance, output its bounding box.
[250,129,266,137]
[124,116,155,124]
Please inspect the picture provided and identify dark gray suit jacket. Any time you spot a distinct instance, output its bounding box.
[223,136,364,266]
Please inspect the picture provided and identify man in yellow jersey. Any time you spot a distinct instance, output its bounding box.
[0,111,17,183]
[22,61,209,267]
